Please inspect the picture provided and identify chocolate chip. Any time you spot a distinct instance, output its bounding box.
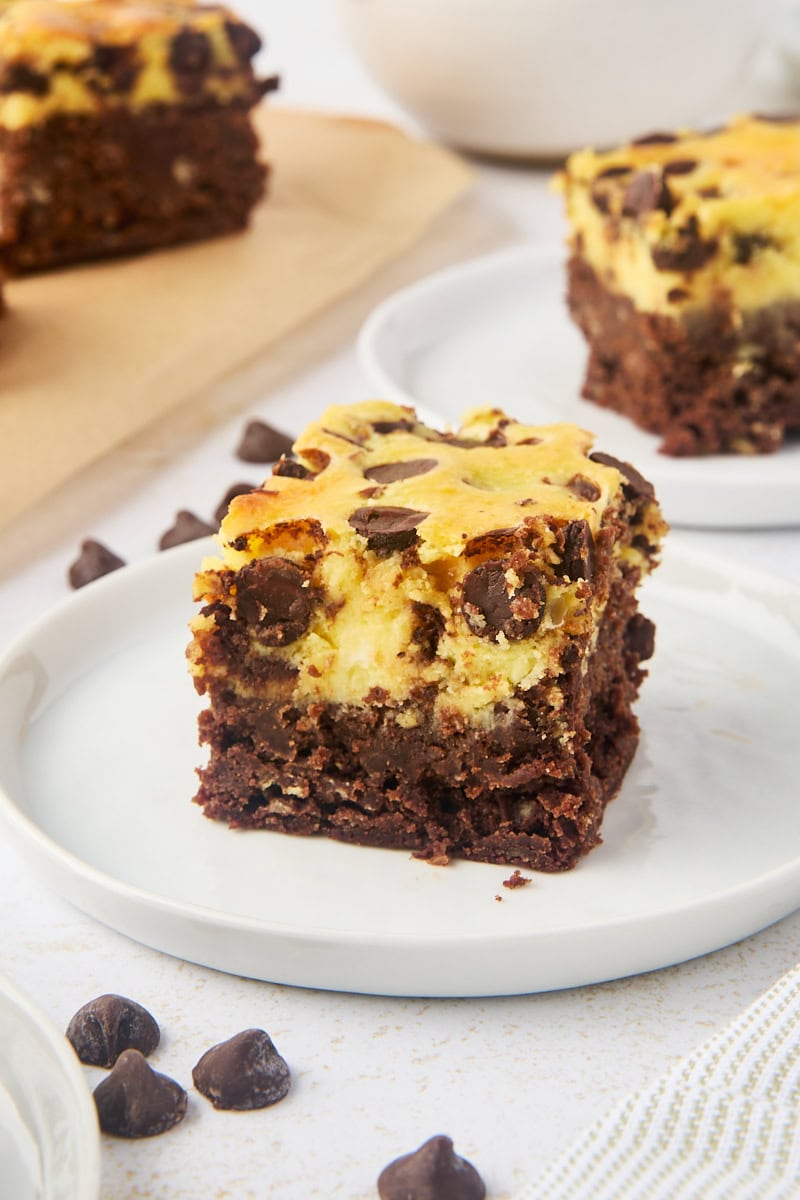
[214,482,257,524]
[411,601,445,662]
[192,1029,290,1111]
[565,474,601,502]
[462,558,546,642]
[159,510,215,550]
[594,164,630,180]
[590,183,612,215]
[0,62,49,96]
[67,995,160,1068]
[651,217,718,272]
[347,506,428,553]
[94,1049,187,1138]
[560,520,596,582]
[732,232,774,265]
[625,613,656,661]
[236,420,294,464]
[589,452,654,501]
[68,539,125,589]
[621,170,674,217]
[364,458,438,484]
[663,158,698,176]
[87,44,140,93]
[234,557,313,645]
[378,1135,485,1200]
[631,130,678,145]
[667,287,690,302]
[224,18,262,61]
[371,419,415,435]
[272,456,311,479]
[169,29,211,74]
[697,186,721,199]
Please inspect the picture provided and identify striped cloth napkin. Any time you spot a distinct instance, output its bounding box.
[518,962,800,1200]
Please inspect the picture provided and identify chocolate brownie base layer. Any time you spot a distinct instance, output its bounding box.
[193,566,651,873]
[0,104,266,272]
[568,254,800,456]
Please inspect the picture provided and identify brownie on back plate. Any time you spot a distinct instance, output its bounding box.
[188,401,667,872]
[558,114,800,455]
[0,0,275,273]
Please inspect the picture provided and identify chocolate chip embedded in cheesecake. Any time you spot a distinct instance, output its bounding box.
[558,113,800,454]
[187,400,667,872]
[0,0,276,272]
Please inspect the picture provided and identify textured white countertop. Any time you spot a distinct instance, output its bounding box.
[0,3,799,1198]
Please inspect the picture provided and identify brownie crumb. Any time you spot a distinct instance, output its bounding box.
[214,482,258,523]
[159,510,215,550]
[68,539,125,588]
[378,1135,486,1200]
[502,869,532,890]
[67,994,160,1068]
[93,1049,187,1138]
[192,1029,290,1111]
[236,419,294,464]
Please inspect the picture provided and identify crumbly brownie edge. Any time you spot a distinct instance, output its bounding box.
[0,105,267,272]
[192,563,652,873]
[567,253,800,455]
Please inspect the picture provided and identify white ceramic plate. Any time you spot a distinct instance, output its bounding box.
[357,245,800,530]
[0,539,798,998]
[0,973,100,1200]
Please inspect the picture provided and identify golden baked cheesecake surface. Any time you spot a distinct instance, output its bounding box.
[558,114,800,316]
[189,402,666,727]
[0,0,266,130]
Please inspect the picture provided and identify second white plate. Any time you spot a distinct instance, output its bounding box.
[358,245,800,530]
[0,539,798,997]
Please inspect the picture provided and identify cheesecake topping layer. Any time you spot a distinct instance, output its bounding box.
[189,402,665,723]
[558,114,800,316]
[0,0,269,129]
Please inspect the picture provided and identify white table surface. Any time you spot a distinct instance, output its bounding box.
[1,4,799,1198]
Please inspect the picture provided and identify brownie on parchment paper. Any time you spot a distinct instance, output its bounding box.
[558,114,800,455]
[187,401,666,872]
[0,0,276,273]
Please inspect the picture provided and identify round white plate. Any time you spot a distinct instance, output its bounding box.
[0,973,100,1200]
[357,245,800,530]
[0,539,798,998]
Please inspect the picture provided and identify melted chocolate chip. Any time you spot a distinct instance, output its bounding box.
[234,557,313,645]
[621,170,674,217]
[663,158,698,176]
[192,1029,290,1111]
[565,474,601,502]
[159,510,215,550]
[87,44,140,93]
[378,1135,485,1200]
[594,164,630,180]
[68,540,125,589]
[561,520,596,582]
[667,287,690,302]
[651,217,718,272]
[462,558,546,642]
[631,130,678,145]
[272,456,311,479]
[371,419,415,435]
[0,62,49,96]
[67,995,160,1068]
[589,452,654,501]
[214,482,257,524]
[732,232,774,265]
[94,1050,187,1138]
[169,29,211,75]
[347,506,428,553]
[364,458,438,484]
[236,420,294,463]
[625,613,656,660]
[411,601,445,662]
[590,183,612,215]
[224,18,262,61]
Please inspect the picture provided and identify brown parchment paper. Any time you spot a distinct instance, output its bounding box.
[0,106,473,531]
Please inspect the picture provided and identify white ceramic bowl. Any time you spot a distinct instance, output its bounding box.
[336,0,786,158]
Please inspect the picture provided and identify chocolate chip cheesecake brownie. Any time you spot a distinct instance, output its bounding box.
[0,0,274,272]
[558,114,800,455]
[188,401,666,872]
